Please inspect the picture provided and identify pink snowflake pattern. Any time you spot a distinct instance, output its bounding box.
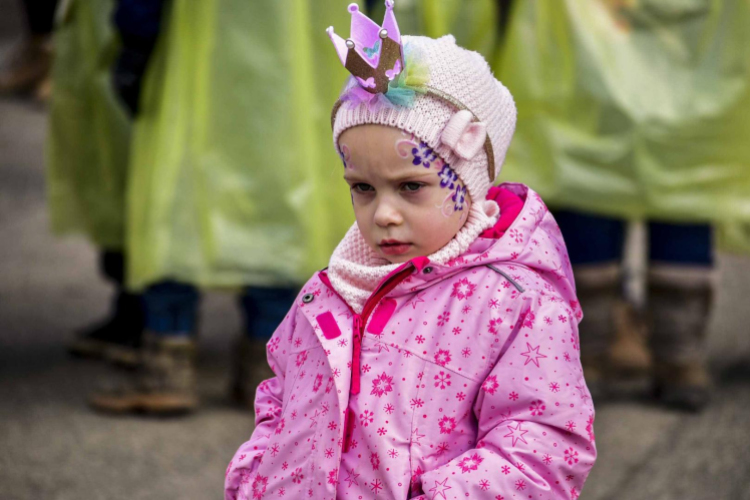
[384,403,395,414]
[457,452,484,473]
[325,447,334,458]
[565,420,577,432]
[291,468,304,484]
[388,448,398,458]
[377,427,387,436]
[480,479,490,491]
[564,447,579,465]
[544,316,553,325]
[451,278,477,300]
[312,373,323,392]
[359,409,374,427]
[515,479,527,491]
[370,452,380,470]
[438,415,457,434]
[437,311,451,326]
[361,363,371,373]
[509,391,519,401]
[461,347,471,358]
[586,414,596,443]
[415,334,426,344]
[482,375,499,395]
[411,398,425,408]
[295,351,308,367]
[452,326,462,335]
[327,468,338,485]
[543,454,553,465]
[509,229,524,243]
[456,391,466,401]
[434,349,452,366]
[371,372,394,397]
[274,418,286,434]
[437,442,450,454]
[462,305,472,314]
[251,474,268,499]
[529,400,546,416]
[434,371,452,389]
[501,465,511,475]
[268,337,280,353]
[370,479,383,493]
[549,382,561,393]
[487,317,503,336]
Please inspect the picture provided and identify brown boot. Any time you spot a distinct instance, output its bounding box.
[575,263,622,400]
[230,335,274,408]
[609,300,652,379]
[89,334,198,414]
[0,35,52,95]
[649,264,714,412]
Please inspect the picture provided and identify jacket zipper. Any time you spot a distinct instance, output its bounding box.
[343,263,416,452]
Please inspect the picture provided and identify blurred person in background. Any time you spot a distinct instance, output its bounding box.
[0,0,58,99]
[48,0,147,366]
[495,0,750,411]
[81,0,359,414]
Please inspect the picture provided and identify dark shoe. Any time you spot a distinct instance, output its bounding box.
[230,336,274,408]
[653,360,711,412]
[89,334,197,414]
[68,293,144,367]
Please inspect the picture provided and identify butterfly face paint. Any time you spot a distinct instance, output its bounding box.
[339,125,472,264]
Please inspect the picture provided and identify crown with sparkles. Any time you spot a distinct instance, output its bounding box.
[327,1,404,95]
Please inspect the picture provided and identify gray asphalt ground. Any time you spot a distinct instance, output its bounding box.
[2,5,750,500]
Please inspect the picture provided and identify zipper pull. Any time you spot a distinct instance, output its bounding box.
[342,407,356,453]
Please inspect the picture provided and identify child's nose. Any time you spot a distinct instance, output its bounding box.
[373,197,403,227]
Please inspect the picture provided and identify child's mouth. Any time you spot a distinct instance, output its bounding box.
[379,240,412,256]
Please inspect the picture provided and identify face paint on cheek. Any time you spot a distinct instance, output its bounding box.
[394,132,438,169]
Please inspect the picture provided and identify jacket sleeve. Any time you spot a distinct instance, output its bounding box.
[418,292,596,499]
[224,303,299,500]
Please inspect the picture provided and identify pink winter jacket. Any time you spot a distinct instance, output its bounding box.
[225,183,596,500]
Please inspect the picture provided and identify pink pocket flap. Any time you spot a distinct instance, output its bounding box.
[317,311,342,340]
[366,298,397,335]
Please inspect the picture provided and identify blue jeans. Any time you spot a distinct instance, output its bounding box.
[553,211,713,267]
[142,281,296,338]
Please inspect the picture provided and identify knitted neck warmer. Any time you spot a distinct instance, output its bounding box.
[328,199,499,313]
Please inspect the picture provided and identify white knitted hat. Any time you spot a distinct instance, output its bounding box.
[332,34,517,203]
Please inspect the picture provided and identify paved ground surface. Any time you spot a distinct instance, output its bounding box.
[1,5,750,500]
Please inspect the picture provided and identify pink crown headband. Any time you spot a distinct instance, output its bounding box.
[327,1,430,111]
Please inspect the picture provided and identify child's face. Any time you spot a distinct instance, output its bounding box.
[339,124,471,264]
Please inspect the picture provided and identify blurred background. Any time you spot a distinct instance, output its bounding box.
[1,0,750,499]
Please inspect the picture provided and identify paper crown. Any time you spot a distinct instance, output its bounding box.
[326,1,404,95]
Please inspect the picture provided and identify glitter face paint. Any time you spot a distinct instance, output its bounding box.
[396,132,467,218]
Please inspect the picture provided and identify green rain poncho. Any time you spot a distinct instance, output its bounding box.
[126,0,358,290]
[495,0,750,251]
[125,0,499,290]
[47,0,130,249]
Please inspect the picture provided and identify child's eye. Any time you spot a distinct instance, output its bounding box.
[402,182,424,193]
[352,183,374,193]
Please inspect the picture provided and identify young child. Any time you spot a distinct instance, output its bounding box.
[225,2,596,498]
